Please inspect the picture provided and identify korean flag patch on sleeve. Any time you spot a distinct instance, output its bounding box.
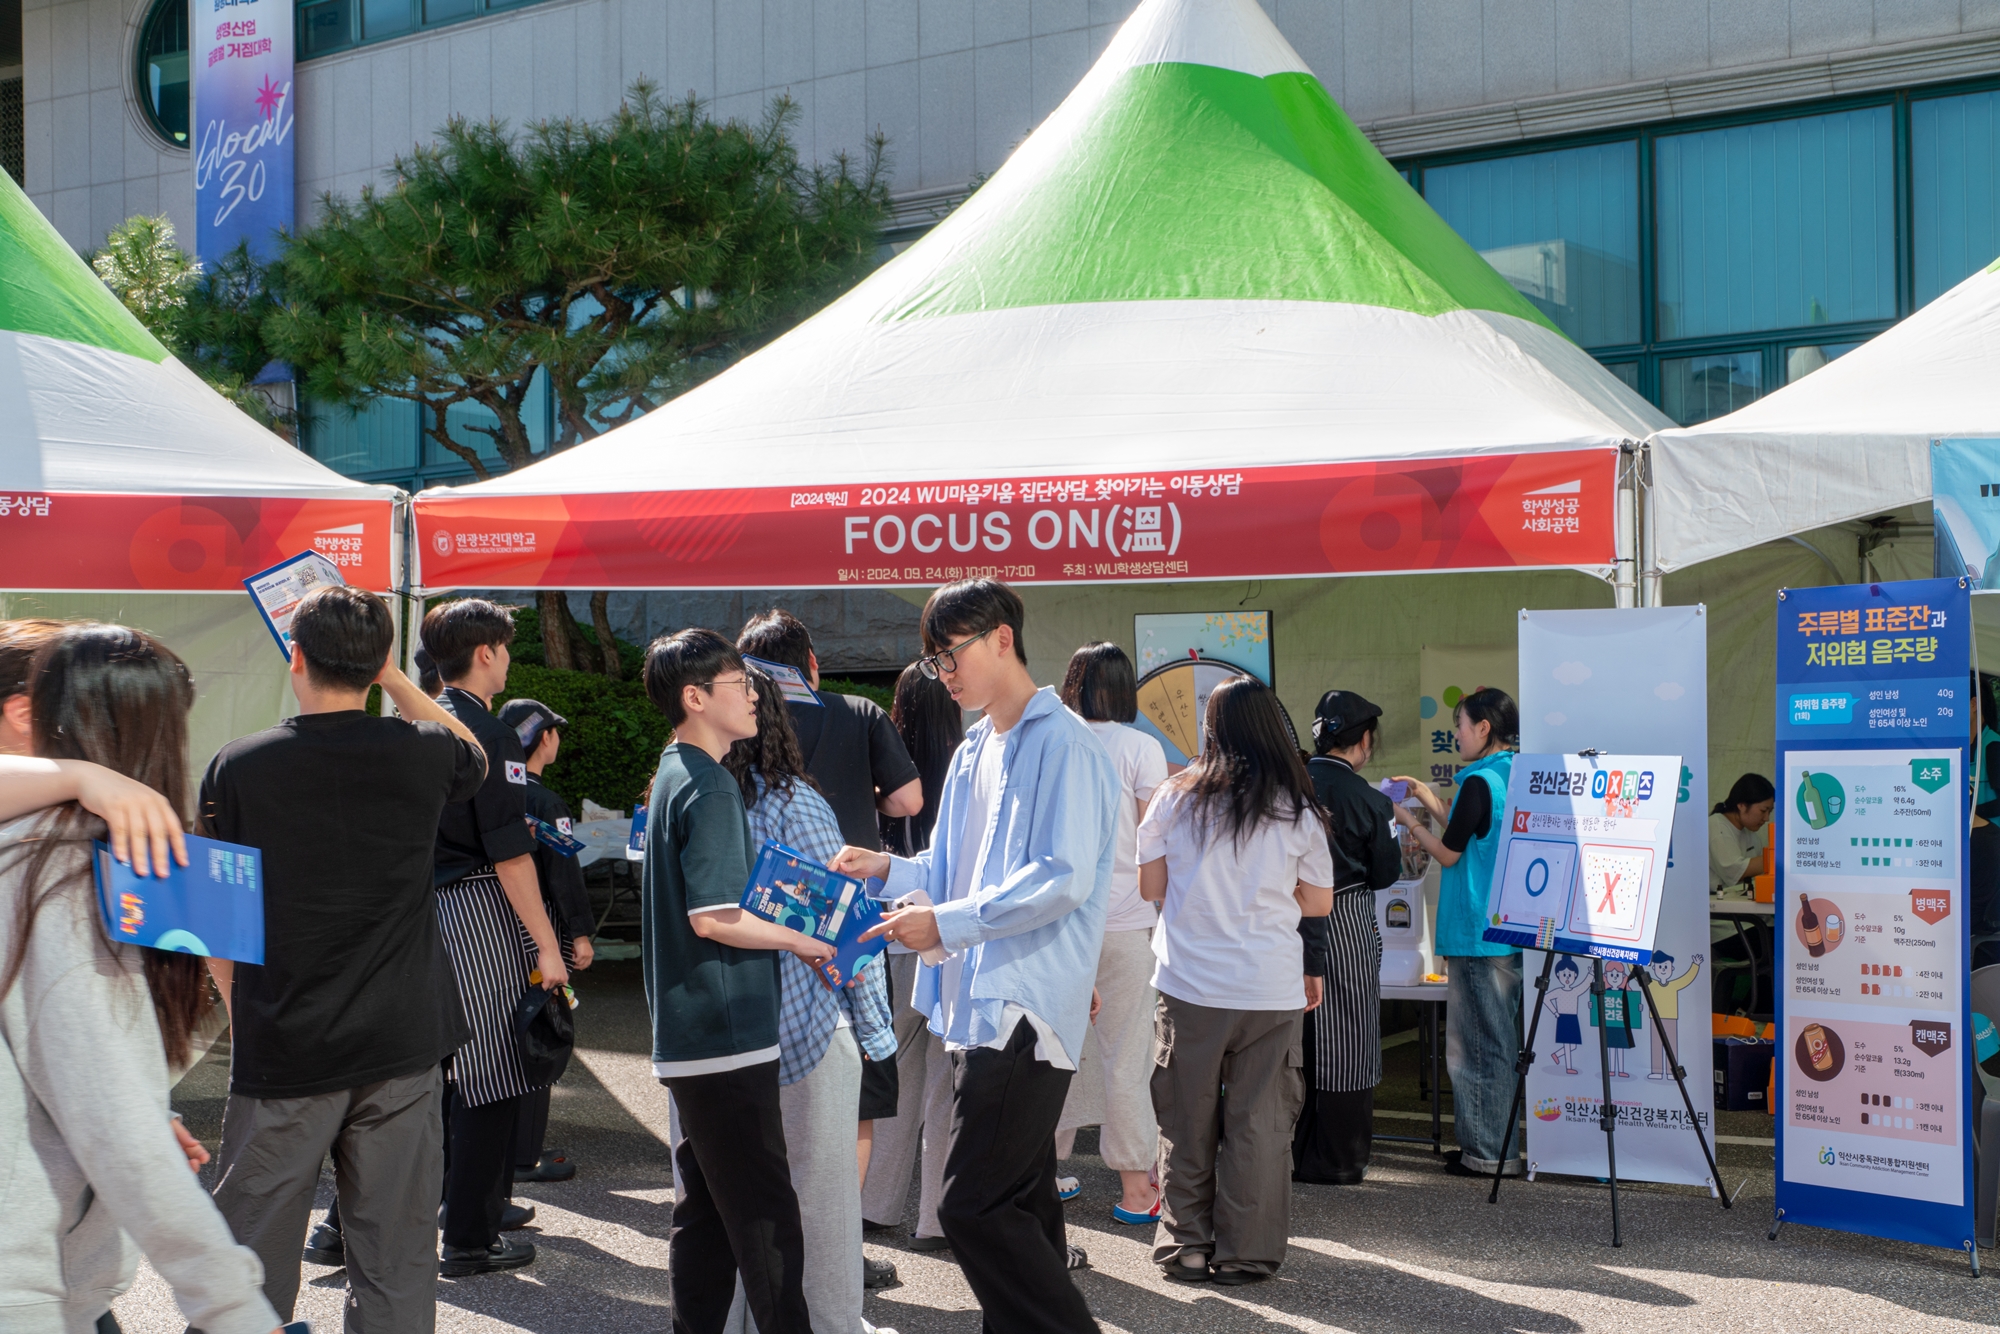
[504,760,527,785]
[557,817,573,836]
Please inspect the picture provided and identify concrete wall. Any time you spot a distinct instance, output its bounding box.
[24,0,2000,252]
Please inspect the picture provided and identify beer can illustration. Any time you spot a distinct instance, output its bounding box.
[1804,1023,1834,1072]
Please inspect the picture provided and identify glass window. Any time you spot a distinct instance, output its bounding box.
[1784,339,1864,384]
[298,0,354,57]
[303,397,418,476]
[1912,90,2000,307]
[1424,141,1640,348]
[1659,351,1763,426]
[362,0,414,40]
[1655,108,1894,340]
[136,0,190,147]
[424,0,477,19]
[1599,360,1641,392]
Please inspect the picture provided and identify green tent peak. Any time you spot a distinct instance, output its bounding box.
[0,174,171,363]
[885,61,1559,333]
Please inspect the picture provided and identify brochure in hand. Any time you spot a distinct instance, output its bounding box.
[527,816,587,857]
[244,551,347,663]
[741,654,823,707]
[740,840,887,989]
[93,834,265,964]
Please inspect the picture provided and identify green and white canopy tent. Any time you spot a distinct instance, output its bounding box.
[0,169,400,765]
[414,0,1672,601]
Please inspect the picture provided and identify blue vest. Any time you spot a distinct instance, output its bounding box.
[1435,750,1517,958]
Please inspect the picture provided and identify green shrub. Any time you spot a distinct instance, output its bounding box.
[820,676,894,712]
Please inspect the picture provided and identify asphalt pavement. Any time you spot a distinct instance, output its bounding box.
[116,959,2000,1333]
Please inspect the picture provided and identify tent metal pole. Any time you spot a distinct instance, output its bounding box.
[1614,443,1639,609]
[1639,444,1661,609]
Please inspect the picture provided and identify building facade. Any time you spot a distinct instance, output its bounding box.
[5,1,2000,659]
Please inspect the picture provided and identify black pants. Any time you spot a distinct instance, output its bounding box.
[941,1019,1097,1334]
[1292,1087,1374,1183]
[442,1082,521,1251]
[514,1085,552,1169]
[663,1059,811,1334]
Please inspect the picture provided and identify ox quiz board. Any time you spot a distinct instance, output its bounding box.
[1483,754,1682,964]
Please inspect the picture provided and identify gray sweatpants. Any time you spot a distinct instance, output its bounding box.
[211,1067,443,1333]
[724,1028,866,1334]
[857,952,953,1241]
[1150,995,1304,1275]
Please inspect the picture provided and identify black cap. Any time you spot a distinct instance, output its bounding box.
[1311,690,1382,742]
[498,698,568,754]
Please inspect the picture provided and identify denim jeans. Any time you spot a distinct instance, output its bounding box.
[1446,953,1525,1173]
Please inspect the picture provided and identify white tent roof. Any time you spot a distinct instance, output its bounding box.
[0,174,390,503]
[413,0,1667,592]
[1650,258,2000,574]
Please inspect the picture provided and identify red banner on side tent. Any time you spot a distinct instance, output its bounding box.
[0,494,395,591]
[414,450,1618,590]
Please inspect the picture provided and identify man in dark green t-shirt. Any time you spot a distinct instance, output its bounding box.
[641,628,832,1333]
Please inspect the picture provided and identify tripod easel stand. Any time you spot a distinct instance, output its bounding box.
[1487,946,1732,1245]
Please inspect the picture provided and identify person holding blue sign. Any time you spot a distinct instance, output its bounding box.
[1393,687,1523,1178]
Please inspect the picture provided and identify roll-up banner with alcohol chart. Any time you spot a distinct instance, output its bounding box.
[1774,576,1973,1252]
[1519,607,1713,1186]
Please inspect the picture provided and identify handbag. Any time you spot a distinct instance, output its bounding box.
[514,984,575,1087]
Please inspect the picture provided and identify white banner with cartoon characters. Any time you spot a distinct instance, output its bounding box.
[1519,607,1716,1188]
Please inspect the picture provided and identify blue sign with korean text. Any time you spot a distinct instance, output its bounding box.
[1773,576,1974,1259]
[192,0,294,266]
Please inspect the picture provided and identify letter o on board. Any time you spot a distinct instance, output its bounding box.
[873,515,907,554]
[1028,510,1062,550]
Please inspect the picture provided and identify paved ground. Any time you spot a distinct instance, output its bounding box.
[118,960,2000,1333]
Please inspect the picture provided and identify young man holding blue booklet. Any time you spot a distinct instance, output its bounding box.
[641,628,831,1334]
[834,579,1119,1334]
[198,585,489,1333]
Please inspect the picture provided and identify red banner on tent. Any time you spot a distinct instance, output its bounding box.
[414,450,1617,590]
[0,494,395,592]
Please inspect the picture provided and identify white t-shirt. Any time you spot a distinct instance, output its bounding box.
[1085,720,1170,933]
[1709,810,1765,891]
[1138,784,1336,1011]
[937,728,1072,1067]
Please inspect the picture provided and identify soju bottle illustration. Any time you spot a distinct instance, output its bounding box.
[1799,772,1827,828]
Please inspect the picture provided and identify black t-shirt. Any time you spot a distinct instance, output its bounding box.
[434,687,538,885]
[526,775,594,940]
[197,711,486,1099]
[1441,776,1493,854]
[787,692,921,852]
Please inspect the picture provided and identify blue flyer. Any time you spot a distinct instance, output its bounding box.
[93,834,265,964]
[740,840,887,989]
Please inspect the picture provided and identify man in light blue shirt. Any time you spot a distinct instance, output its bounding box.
[837,579,1117,1334]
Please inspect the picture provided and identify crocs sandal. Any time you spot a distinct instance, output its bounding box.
[1110,1199,1160,1225]
[1056,1176,1081,1201]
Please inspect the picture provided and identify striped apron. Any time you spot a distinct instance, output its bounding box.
[436,867,542,1107]
[1307,888,1383,1093]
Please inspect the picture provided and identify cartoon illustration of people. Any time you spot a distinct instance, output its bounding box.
[1543,956,1590,1075]
[1640,951,1703,1081]
[1589,960,1643,1077]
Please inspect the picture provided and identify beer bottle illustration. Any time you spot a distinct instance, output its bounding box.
[1804,1023,1835,1073]
[1800,894,1825,958]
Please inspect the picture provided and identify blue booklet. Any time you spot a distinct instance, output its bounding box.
[626,803,648,861]
[92,834,265,964]
[528,816,586,857]
[740,840,888,990]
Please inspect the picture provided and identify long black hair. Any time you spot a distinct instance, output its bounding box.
[1170,676,1322,847]
[1060,642,1138,723]
[1711,772,1775,816]
[890,662,963,854]
[0,624,209,1069]
[722,667,818,808]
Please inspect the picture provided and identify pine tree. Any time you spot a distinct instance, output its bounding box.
[264,82,890,674]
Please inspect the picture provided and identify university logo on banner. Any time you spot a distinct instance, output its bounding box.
[193,0,295,265]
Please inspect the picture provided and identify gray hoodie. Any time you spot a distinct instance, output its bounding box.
[0,814,278,1334]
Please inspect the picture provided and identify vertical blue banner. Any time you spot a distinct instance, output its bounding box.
[192,0,295,266]
[1773,576,1974,1254]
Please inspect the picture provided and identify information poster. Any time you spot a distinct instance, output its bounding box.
[1774,577,1973,1251]
[1519,607,1712,1187]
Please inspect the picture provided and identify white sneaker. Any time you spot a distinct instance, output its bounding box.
[1056,1175,1081,1201]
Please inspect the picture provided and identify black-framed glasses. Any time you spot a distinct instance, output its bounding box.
[701,674,755,695]
[917,626,995,680]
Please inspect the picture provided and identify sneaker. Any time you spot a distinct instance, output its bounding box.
[862,1254,899,1289]
[500,1203,536,1231]
[1065,1245,1091,1271]
[1056,1175,1081,1201]
[514,1149,576,1183]
[440,1236,535,1277]
[302,1221,344,1267]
